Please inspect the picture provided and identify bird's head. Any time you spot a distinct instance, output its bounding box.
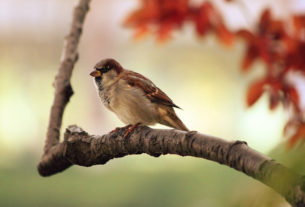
[90,58,123,86]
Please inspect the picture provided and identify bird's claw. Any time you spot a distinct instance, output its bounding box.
[110,124,140,139]
[110,125,131,134]
[123,123,140,139]
[110,127,120,134]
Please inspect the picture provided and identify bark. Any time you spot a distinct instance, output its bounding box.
[38,0,305,206]
[39,0,91,174]
[38,125,305,207]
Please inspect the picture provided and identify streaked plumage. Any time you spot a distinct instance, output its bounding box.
[90,58,188,133]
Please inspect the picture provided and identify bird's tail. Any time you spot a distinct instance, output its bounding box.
[160,108,189,131]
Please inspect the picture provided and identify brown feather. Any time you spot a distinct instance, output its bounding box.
[122,70,181,109]
[158,106,189,131]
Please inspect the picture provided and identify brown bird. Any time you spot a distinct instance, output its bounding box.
[90,58,189,137]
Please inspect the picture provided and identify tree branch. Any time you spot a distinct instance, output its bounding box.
[38,125,305,207]
[39,0,91,174]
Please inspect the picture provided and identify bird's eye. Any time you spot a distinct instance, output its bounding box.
[99,64,111,73]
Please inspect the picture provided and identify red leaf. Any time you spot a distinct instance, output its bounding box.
[194,15,210,36]
[242,43,259,71]
[124,0,160,27]
[288,42,305,71]
[157,22,174,42]
[266,80,283,110]
[269,89,280,110]
[133,25,149,39]
[270,80,282,91]
[285,86,300,112]
[293,15,305,35]
[258,9,271,35]
[124,0,189,42]
[236,29,255,42]
[193,5,210,36]
[215,23,234,46]
[246,80,266,107]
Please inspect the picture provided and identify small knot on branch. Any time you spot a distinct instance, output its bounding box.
[64,125,88,141]
[66,125,86,134]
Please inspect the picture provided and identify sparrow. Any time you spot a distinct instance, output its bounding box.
[90,58,189,138]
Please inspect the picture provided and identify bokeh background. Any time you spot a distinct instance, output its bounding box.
[1,0,305,206]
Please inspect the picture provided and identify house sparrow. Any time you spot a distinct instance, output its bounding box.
[90,58,188,137]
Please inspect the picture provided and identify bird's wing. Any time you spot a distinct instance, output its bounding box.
[122,70,181,109]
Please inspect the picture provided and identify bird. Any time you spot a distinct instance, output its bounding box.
[90,58,189,138]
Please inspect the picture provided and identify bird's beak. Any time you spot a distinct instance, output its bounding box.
[90,70,101,77]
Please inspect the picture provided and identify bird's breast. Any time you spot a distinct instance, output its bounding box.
[108,82,159,125]
[99,90,112,110]
[96,79,160,125]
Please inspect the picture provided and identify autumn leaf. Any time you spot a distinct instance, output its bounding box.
[133,26,149,39]
[215,22,234,46]
[236,29,254,41]
[124,0,160,27]
[269,89,280,110]
[192,4,210,36]
[157,22,174,42]
[242,43,259,71]
[246,80,266,107]
[258,9,271,35]
[293,15,305,35]
[284,85,300,111]
[125,1,305,147]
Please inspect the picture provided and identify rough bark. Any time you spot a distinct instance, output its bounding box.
[39,0,91,174]
[38,0,305,206]
[38,125,305,207]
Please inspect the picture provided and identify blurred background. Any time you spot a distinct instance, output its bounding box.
[1,0,305,206]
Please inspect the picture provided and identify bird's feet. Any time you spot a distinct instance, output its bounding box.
[110,125,131,134]
[110,123,140,139]
[123,123,140,139]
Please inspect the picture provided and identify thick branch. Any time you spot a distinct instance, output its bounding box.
[38,125,305,207]
[40,0,91,172]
